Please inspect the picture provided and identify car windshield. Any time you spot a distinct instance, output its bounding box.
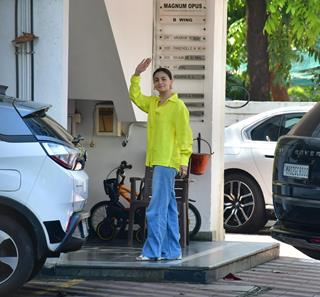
[24,114,74,145]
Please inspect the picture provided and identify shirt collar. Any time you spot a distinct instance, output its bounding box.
[157,93,178,103]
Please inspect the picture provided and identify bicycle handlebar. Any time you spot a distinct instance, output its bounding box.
[120,160,132,170]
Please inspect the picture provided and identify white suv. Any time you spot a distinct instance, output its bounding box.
[0,86,89,294]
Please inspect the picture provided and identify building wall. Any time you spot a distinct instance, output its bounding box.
[71,0,228,239]
[0,0,69,126]
[0,0,228,239]
[70,100,147,211]
[68,0,156,122]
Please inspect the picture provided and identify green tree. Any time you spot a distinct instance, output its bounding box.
[227,0,246,70]
[227,0,320,101]
[265,0,320,100]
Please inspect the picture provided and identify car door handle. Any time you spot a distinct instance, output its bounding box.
[265,155,274,159]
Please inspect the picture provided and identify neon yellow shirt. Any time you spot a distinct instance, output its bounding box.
[129,75,193,170]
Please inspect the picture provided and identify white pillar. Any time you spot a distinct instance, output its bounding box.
[209,0,227,240]
[33,0,69,127]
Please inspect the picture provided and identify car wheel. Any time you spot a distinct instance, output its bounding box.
[0,215,35,295]
[224,173,267,233]
[29,256,47,280]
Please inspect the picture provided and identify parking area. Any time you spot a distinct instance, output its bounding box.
[13,256,320,297]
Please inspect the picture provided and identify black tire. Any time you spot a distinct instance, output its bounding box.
[89,201,109,236]
[135,227,145,243]
[0,215,35,295]
[29,256,47,281]
[96,220,116,241]
[224,172,267,233]
[188,203,201,239]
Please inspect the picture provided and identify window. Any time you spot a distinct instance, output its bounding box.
[279,113,304,137]
[95,104,121,136]
[251,115,282,142]
[24,115,74,145]
[0,107,32,136]
[250,112,305,142]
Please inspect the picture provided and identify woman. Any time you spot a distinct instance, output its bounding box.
[129,58,193,261]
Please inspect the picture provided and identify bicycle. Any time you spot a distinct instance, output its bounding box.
[89,161,201,242]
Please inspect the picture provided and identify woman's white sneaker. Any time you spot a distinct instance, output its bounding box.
[136,255,158,261]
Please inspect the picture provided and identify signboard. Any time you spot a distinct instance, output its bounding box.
[160,34,206,42]
[159,16,206,24]
[178,93,204,98]
[154,0,207,121]
[158,45,206,52]
[160,65,205,70]
[159,55,206,61]
[158,0,207,16]
[174,74,205,80]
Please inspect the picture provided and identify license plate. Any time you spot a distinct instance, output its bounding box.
[283,163,309,179]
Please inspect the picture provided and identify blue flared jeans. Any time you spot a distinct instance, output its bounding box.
[142,166,181,259]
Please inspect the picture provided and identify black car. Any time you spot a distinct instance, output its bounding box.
[272,102,320,259]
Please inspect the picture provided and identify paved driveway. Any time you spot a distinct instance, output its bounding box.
[12,256,320,297]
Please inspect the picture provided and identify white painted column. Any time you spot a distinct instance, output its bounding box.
[186,0,227,241]
[33,0,69,127]
[209,0,227,240]
[0,1,16,95]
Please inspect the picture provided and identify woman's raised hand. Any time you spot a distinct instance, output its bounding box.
[134,58,152,76]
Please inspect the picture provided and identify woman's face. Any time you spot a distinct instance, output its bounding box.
[153,71,173,93]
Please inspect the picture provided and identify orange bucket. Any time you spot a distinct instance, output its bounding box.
[190,133,213,175]
[190,153,211,175]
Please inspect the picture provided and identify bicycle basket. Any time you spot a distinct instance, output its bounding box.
[103,178,117,196]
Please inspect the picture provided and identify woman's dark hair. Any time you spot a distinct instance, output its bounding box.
[153,67,173,80]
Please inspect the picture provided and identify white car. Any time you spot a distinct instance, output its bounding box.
[224,105,313,233]
[0,86,89,295]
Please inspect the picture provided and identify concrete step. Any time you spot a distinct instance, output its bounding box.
[42,241,279,283]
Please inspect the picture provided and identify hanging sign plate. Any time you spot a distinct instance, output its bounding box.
[159,16,206,24]
[158,45,206,52]
[160,65,205,70]
[159,55,206,61]
[160,34,206,42]
[158,0,207,16]
[174,74,205,80]
[178,93,205,98]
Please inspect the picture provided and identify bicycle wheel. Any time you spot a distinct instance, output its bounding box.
[135,227,146,244]
[96,220,116,241]
[89,201,109,235]
[188,203,201,239]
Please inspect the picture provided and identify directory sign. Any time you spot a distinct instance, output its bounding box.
[154,0,207,121]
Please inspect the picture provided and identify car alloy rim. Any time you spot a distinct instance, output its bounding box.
[0,230,19,284]
[224,180,255,228]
